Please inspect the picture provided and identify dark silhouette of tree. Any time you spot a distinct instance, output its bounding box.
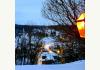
[42,0,85,25]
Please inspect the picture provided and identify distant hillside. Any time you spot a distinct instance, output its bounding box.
[15,24,72,32]
[15,24,81,39]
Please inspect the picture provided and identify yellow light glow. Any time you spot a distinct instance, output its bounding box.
[77,13,85,38]
[49,50,53,53]
[77,21,84,30]
[44,43,54,53]
[77,13,85,21]
[57,50,60,54]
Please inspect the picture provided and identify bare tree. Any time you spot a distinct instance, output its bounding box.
[42,0,85,25]
[42,1,85,61]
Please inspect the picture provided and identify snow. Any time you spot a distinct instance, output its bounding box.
[31,36,40,44]
[40,37,55,45]
[16,60,85,70]
[40,37,57,50]
[37,52,57,64]
[39,52,57,60]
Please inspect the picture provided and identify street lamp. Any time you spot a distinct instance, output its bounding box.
[76,13,85,38]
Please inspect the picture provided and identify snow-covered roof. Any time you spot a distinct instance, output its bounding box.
[40,37,55,45]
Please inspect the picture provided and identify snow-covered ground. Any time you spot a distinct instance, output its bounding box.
[16,60,85,70]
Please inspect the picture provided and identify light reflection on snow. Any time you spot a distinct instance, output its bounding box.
[38,42,58,64]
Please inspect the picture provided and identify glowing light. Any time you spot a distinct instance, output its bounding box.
[77,22,84,30]
[49,50,53,53]
[44,43,54,53]
[37,55,42,64]
[57,50,60,54]
[44,44,50,50]
[77,13,85,21]
[77,13,85,38]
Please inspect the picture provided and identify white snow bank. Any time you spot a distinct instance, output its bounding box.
[16,60,85,70]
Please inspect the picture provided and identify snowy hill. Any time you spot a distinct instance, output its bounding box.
[16,60,85,70]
